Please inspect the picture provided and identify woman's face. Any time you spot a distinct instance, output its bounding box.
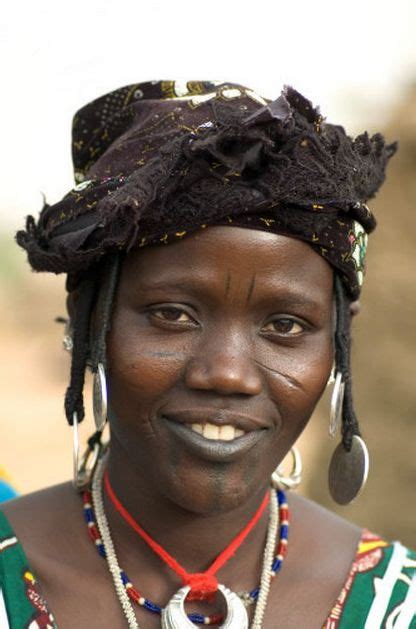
[107,227,334,513]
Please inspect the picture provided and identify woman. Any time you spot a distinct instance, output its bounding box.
[1,81,414,628]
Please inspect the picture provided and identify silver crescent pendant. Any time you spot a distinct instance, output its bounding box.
[161,584,249,629]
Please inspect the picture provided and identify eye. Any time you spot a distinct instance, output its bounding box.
[148,306,196,325]
[262,318,304,336]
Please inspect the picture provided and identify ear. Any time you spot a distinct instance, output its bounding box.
[350,300,361,317]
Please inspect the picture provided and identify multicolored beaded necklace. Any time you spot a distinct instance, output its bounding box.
[82,475,289,626]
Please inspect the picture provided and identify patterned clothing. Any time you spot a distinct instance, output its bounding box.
[0,513,56,629]
[0,511,414,627]
[324,531,416,628]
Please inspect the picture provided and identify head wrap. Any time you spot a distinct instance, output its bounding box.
[17,80,396,298]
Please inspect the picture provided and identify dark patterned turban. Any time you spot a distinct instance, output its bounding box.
[16,80,396,299]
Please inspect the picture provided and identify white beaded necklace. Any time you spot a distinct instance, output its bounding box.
[92,455,140,628]
[91,455,278,628]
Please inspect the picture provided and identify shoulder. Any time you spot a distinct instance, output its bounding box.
[264,493,363,625]
[288,491,363,555]
[283,494,416,627]
[2,482,79,538]
[287,492,363,593]
[1,482,87,571]
[0,488,66,629]
[290,496,416,627]
[289,493,416,562]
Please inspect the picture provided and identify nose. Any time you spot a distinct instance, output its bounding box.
[184,328,263,396]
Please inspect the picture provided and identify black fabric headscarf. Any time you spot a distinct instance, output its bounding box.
[16,80,396,299]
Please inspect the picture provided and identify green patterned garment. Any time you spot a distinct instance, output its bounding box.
[323,531,416,628]
[0,512,56,629]
[0,511,415,628]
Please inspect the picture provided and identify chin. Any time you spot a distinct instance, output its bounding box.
[156,458,268,516]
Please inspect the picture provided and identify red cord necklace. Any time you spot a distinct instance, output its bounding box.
[104,470,269,602]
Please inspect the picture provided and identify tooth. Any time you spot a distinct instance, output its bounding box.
[191,423,203,435]
[203,423,220,440]
[235,428,245,438]
[219,425,236,441]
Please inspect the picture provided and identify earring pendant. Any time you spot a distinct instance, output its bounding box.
[93,363,108,432]
[329,371,345,437]
[271,447,302,491]
[162,584,248,629]
[328,435,369,505]
[72,412,104,491]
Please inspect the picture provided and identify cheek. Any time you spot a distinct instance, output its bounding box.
[258,333,332,392]
[106,307,188,413]
[257,334,332,439]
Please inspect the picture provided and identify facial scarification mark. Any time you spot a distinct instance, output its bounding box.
[224,270,232,298]
[147,351,187,359]
[246,273,256,305]
[254,359,303,390]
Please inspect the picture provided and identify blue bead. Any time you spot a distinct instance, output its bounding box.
[280,524,289,539]
[250,587,260,598]
[120,572,129,585]
[272,559,282,571]
[189,613,206,623]
[84,510,94,523]
[277,489,286,505]
[97,544,106,558]
[144,600,162,613]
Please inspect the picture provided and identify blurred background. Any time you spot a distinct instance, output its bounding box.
[0,0,415,546]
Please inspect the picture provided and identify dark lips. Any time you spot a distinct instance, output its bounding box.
[161,415,268,463]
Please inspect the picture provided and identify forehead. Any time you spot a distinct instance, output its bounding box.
[121,226,333,300]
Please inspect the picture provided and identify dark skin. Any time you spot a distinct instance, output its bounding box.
[3,227,362,628]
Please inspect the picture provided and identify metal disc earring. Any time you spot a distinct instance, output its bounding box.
[93,362,108,432]
[271,447,302,491]
[328,435,369,505]
[327,370,369,504]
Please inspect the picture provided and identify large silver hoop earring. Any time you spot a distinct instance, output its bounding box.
[271,447,302,491]
[326,362,336,388]
[328,435,369,505]
[329,371,345,437]
[93,362,108,432]
[72,411,80,489]
[72,412,104,491]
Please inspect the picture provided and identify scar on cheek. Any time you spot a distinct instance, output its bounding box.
[146,351,187,359]
[254,359,303,390]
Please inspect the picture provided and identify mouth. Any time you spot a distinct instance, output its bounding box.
[185,422,246,441]
[160,409,271,462]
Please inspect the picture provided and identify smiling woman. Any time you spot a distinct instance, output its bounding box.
[107,230,333,516]
[1,81,415,628]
